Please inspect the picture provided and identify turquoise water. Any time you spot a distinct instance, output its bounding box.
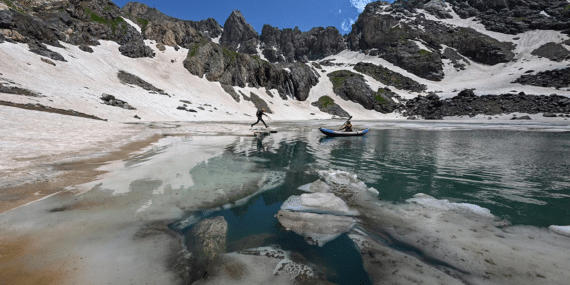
[171,127,570,283]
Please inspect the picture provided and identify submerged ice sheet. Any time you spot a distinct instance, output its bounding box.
[407,193,494,218]
[309,169,570,285]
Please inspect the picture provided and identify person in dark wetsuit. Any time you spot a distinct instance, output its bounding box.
[251,108,269,128]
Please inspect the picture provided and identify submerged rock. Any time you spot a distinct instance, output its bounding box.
[182,216,228,283]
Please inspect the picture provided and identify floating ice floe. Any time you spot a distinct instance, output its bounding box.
[276,191,360,246]
[281,193,359,216]
[407,193,494,218]
[276,210,357,247]
[549,225,570,238]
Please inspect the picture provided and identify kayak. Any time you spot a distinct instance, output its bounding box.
[319,127,369,137]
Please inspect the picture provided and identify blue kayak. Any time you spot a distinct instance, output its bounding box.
[319,127,369,137]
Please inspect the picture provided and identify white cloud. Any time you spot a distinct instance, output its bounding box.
[350,0,374,13]
[341,17,357,33]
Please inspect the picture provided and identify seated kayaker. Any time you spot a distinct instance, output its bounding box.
[339,120,353,132]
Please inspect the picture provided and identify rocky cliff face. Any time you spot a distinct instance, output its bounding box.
[259,25,346,63]
[346,1,515,81]
[122,2,222,48]
[1,0,153,58]
[447,0,570,34]
[182,41,318,101]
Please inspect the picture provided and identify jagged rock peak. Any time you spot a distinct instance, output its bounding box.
[220,10,259,54]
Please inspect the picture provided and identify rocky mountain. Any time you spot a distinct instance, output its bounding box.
[1,0,570,122]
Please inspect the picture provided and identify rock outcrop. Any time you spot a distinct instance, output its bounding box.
[513,67,570,89]
[117,70,168,95]
[531,42,570,62]
[311,96,350,117]
[353,62,427,92]
[260,25,345,63]
[328,70,399,113]
[447,0,570,34]
[400,89,570,119]
[183,41,318,101]
[100,93,136,110]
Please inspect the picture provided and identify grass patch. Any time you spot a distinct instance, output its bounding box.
[375,88,387,103]
[136,17,149,31]
[328,70,354,89]
[318,96,335,108]
[2,0,13,7]
[418,49,432,56]
[189,38,207,57]
[565,5,570,11]
[222,48,239,62]
[83,5,124,35]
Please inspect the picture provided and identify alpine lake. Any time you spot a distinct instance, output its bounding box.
[156,120,570,284]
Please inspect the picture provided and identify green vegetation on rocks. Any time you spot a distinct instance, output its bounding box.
[328,70,353,89]
[136,17,149,31]
[318,96,334,108]
[83,5,125,35]
[418,49,432,56]
[222,47,239,62]
[375,89,387,103]
[189,38,207,57]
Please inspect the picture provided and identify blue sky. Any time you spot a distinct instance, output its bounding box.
[113,0,386,34]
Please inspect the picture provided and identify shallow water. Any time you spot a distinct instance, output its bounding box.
[163,125,570,283]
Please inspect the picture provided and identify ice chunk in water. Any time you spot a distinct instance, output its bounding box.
[549,225,570,238]
[275,210,356,247]
[281,193,359,216]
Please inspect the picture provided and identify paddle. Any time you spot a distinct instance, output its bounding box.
[338,116,353,131]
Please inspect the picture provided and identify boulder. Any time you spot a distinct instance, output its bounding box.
[78,44,94,53]
[531,42,570,62]
[186,216,228,282]
[119,41,155,58]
